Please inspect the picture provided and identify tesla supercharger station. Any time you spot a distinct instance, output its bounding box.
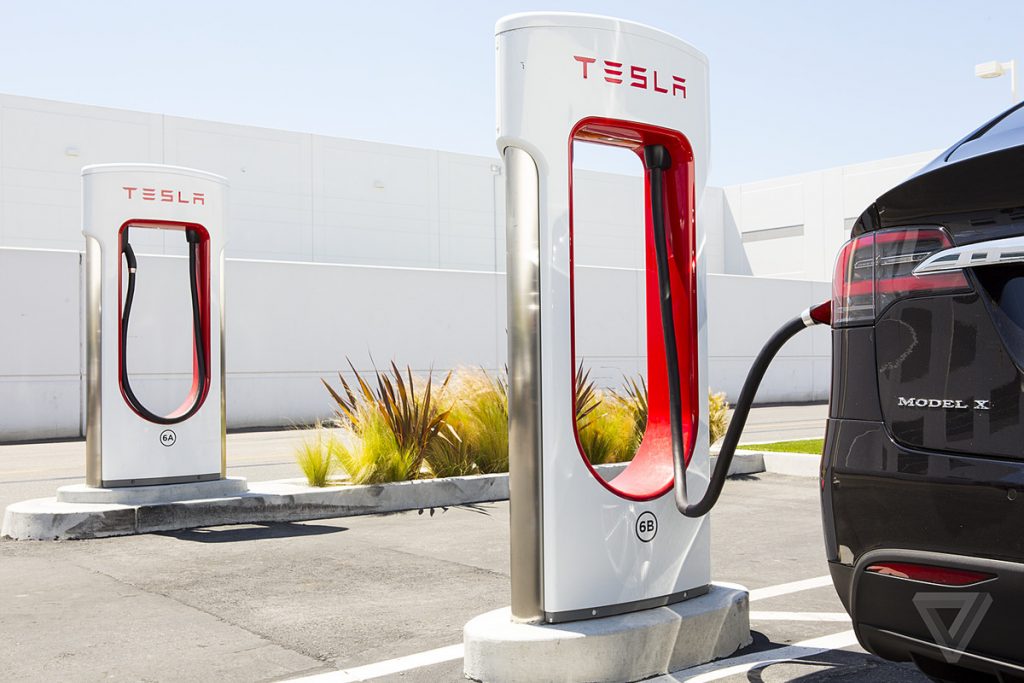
[498,13,711,624]
[82,164,228,488]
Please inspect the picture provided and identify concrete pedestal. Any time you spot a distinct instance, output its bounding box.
[56,477,248,505]
[463,582,751,683]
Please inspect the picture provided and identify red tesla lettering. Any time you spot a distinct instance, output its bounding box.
[123,186,137,199]
[672,76,687,98]
[574,53,688,101]
[574,55,597,78]
[193,193,205,206]
[177,191,189,204]
[630,65,647,89]
[160,189,174,203]
[603,60,623,84]
[142,188,156,201]
[652,70,668,93]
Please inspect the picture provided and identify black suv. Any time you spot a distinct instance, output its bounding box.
[824,101,1024,682]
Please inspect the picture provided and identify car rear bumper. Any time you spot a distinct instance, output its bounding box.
[839,550,1024,680]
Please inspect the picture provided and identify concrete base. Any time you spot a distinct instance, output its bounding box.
[463,582,751,683]
[57,477,249,505]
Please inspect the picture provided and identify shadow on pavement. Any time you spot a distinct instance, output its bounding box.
[158,522,348,543]
[746,648,927,681]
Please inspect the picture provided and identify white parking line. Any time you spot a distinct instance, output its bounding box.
[288,644,464,682]
[286,574,842,682]
[748,574,833,601]
[663,630,860,682]
[750,611,850,622]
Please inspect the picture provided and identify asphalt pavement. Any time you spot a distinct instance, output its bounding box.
[0,470,927,682]
[0,401,899,683]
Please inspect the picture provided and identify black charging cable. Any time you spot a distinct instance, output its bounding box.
[120,227,208,424]
[644,144,824,517]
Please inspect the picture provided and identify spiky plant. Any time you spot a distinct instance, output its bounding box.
[577,398,641,465]
[424,424,478,478]
[294,423,337,487]
[574,362,601,432]
[322,359,452,478]
[446,369,509,474]
[330,407,420,484]
[708,390,730,446]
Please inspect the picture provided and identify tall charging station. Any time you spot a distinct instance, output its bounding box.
[81,164,232,490]
[465,14,750,682]
[501,12,710,623]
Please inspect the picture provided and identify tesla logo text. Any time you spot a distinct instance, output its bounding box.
[574,55,686,98]
[123,186,206,205]
[897,397,991,410]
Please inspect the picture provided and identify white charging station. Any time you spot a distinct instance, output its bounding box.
[81,164,229,488]
[500,11,710,624]
[465,14,749,682]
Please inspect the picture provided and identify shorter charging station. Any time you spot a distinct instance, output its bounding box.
[60,163,245,503]
[464,14,751,683]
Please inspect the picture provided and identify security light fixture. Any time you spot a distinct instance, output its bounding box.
[975,59,1017,103]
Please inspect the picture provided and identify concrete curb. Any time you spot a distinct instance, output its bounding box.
[463,582,751,683]
[2,463,621,541]
[0,452,795,541]
[1,473,509,541]
[716,447,820,478]
[711,450,765,476]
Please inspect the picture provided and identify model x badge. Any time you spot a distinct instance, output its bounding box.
[897,397,991,410]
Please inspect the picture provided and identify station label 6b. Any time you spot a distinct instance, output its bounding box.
[635,511,658,542]
[160,429,177,447]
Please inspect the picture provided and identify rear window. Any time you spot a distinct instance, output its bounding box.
[947,103,1024,161]
[979,104,1024,138]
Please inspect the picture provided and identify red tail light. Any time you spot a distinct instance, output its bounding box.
[866,562,994,586]
[832,227,970,327]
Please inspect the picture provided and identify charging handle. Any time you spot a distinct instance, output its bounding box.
[643,144,829,517]
[119,226,209,425]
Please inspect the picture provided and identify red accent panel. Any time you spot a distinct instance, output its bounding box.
[866,562,995,586]
[116,219,212,422]
[569,117,698,501]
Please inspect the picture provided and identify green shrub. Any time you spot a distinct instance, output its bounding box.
[322,360,451,482]
[574,363,601,431]
[331,407,420,484]
[294,424,337,487]
[425,424,478,478]
[611,374,647,452]
[578,397,640,464]
[709,390,729,445]
[446,369,508,474]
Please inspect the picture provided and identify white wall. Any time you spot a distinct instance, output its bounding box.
[720,150,940,281]
[0,247,828,441]
[0,93,651,274]
[0,92,940,283]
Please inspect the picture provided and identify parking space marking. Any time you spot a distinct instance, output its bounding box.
[748,574,832,601]
[663,629,859,682]
[286,575,843,682]
[750,610,850,622]
[287,644,464,682]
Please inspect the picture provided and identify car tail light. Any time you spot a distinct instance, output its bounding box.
[866,562,994,586]
[832,227,970,327]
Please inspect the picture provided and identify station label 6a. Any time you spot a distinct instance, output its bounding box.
[160,429,177,447]
[636,511,658,542]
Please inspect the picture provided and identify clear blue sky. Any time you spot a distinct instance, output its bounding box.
[1,1,1021,186]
